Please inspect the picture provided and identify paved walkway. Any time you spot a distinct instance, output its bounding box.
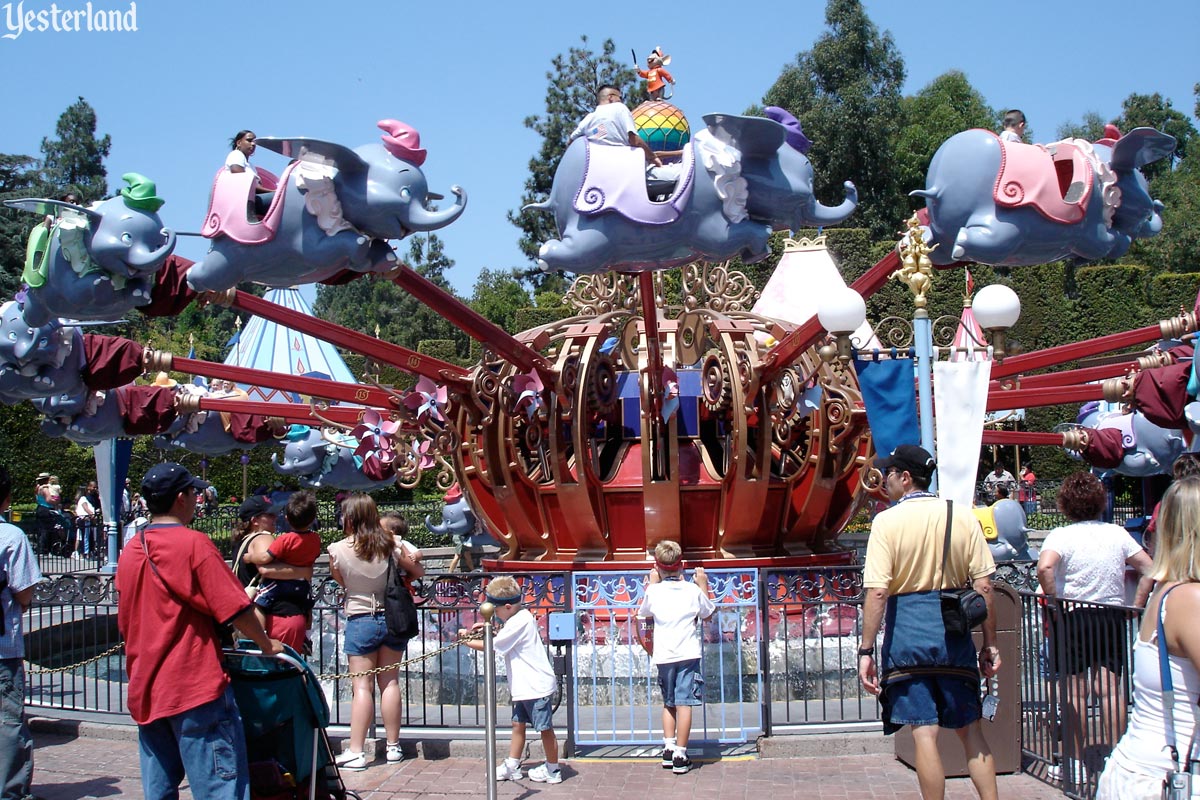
[30,730,1066,799]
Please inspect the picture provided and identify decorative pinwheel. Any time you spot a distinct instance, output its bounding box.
[351,410,401,478]
[511,369,545,421]
[661,367,680,423]
[402,376,447,425]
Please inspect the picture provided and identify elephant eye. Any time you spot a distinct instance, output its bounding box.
[6,332,15,341]
[38,338,48,348]
[400,188,412,201]
[121,232,132,245]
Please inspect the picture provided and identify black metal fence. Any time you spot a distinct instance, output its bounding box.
[1018,593,1141,800]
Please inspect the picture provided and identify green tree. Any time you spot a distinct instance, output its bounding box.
[762,0,906,239]
[469,268,532,333]
[1056,111,1108,142]
[1125,86,1200,272]
[894,70,997,206]
[314,234,469,358]
[1115,92,1196,176]
[508,36,638,287]
[0,154,46,298]
[40,97,110,202]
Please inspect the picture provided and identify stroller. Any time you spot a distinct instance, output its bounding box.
[225,644,361,800]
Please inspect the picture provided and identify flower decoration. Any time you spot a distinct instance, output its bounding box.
[402,376,447,425]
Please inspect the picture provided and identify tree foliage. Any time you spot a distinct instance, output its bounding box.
[0,154,45,299]
[762,0,906,239]
[1116,92,1196,176]
[508,36,639,282]
[40,97,110,202]
[314,234,469,359]
[894,70,996,207]
[469,267,532,333]
[1056,111,1108,143]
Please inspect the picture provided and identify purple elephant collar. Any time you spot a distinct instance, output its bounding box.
[573,141,694,225]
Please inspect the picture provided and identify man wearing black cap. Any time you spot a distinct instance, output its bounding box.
[117,462,282,800]
[857,445,1001,800]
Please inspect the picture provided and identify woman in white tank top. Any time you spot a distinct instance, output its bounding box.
[1098,476,1200,799]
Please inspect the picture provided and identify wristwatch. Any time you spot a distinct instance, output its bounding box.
[857,646,875,657]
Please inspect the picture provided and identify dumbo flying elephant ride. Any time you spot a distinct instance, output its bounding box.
[188,120,467,292]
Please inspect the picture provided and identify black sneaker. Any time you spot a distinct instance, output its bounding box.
[661,748,673,768]
[672,753,691,774]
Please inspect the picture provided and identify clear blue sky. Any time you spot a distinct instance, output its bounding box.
[1,0,1196,298]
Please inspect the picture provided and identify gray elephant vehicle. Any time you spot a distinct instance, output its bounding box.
[426,491,498,572]
[0,302,86,403]
[530,107,856,275]
[5,174,177,326]
[272,426,395,491]
[187,119,466,292]
[916,126,1175,266]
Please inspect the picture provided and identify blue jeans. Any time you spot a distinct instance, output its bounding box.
[0,658,33,800]
[136,686,249,800]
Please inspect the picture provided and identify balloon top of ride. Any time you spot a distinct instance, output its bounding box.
[633,100,690,152]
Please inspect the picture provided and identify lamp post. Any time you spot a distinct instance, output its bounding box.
[819,216,1021,493]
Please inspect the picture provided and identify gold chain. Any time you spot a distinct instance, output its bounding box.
[25,642,125,674]
[313,631,484,681]
[22,632,485,679]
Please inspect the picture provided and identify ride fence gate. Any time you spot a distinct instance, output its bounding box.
[569,568,763,748]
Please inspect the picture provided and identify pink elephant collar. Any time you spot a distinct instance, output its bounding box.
[994,135,1095,225]
[202,161,297,245]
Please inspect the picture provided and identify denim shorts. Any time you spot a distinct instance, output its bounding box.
[511,694,554,731]
[880,675,981,735]
[657,658,704,708]
[343,612,409,656]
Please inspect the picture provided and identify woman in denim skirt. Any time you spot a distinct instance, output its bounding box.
[328,495,423,770]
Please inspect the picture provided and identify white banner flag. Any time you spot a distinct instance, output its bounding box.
[934,359,992,506]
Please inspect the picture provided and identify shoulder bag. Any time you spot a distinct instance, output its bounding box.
[384,553,419,640]
[233,530,269,601]
[939,500,989,636]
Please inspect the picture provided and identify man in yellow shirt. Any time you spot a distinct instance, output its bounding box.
[858,444,1002,800]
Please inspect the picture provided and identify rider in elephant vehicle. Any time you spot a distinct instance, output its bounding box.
[569,85,680,198]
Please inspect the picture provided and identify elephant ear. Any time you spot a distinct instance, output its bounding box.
[3,198,102,227]
[256,137,368,175]
[1110,127,1177,171]
[702,113,786,159]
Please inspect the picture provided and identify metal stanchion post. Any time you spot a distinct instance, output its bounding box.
[481,601,498,800]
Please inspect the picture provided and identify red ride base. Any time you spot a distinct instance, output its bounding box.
[480,550,858,572]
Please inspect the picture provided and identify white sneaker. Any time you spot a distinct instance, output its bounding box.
[335,750,368,771]
[528,763,563,784]
[496,761,523,781]
[386,742,403,763]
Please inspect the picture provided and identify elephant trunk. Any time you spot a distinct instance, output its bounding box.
[406,186,467,232]
[804,181,859,226]
[425,514,448,535]
[127,229,177,271]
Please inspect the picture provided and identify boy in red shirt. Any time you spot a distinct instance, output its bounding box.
[244,491,321,629]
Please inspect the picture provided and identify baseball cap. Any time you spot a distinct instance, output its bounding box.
[239,495,285,522]
[875,444,937,479]
[141,463,210,501]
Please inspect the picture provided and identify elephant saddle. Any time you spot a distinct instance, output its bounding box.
[574,141,695,225]
[202,162,295,244]
[994,137,1093,224]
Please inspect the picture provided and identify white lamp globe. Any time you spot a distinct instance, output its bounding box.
[974,284,1021,330]
[817,287,867,334]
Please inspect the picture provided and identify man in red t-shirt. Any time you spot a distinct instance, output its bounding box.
[117,462,282,800]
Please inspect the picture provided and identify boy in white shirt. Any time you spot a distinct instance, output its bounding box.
[637,541,716,774]
[460,576,562,784]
